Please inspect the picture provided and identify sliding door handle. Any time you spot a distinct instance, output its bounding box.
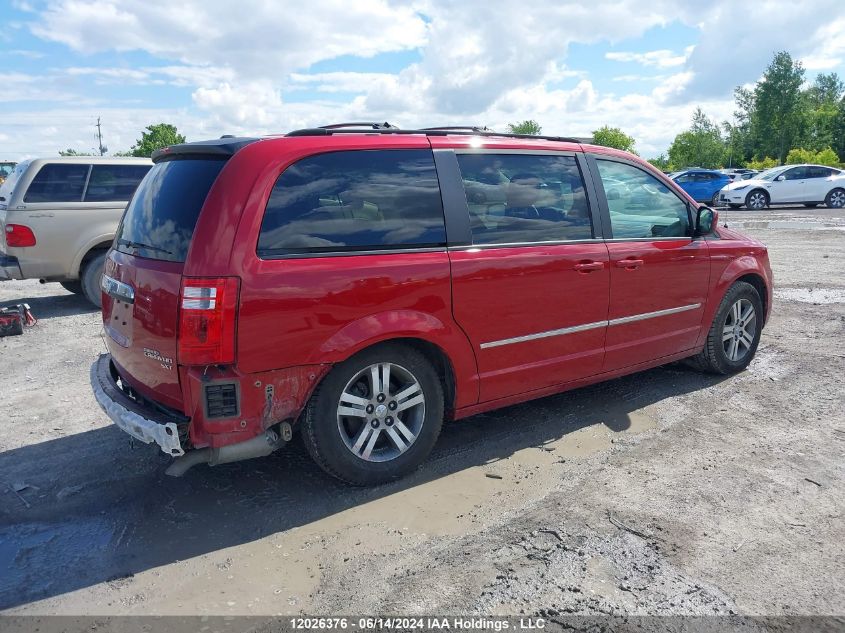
[615,259,644,269]
[574,261,605,272]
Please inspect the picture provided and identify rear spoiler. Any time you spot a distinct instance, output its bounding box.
[152,137,259,163]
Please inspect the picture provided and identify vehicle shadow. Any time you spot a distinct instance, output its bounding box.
[0,363,726,610]
[0,289,98,319]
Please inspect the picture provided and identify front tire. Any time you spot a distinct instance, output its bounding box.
[80,252,106,308]
[825,188,845,209]
[745,189,768,210]
[689,281,762,375]
[302,343,444,485]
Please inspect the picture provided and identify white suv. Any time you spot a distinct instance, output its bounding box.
[720,164,845,210]
[0,157,151,306]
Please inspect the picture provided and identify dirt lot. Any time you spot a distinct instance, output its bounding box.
[0,206,843,618]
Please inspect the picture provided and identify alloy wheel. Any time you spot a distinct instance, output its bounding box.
[336,362,425,462]
[828,189,845,208]
[747,191,767,210]
[722,298,757,362]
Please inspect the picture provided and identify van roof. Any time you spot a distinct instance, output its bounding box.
[24,156,152,166]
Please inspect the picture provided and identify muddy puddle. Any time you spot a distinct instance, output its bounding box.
[3,400,662,615]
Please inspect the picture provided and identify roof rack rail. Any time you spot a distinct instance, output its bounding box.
[420,125,492,133]
[284,125,584,144]
[319,122,397,130]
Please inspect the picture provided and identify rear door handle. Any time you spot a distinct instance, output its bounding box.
[615,259,644,269]
[574,261,605,272]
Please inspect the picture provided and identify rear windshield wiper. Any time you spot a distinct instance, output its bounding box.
[117,239,172,255]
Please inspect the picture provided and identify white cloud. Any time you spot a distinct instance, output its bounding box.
[7,0,844,160]
[605,47,692,68]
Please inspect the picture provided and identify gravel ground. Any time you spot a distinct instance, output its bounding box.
[0,206,843,619]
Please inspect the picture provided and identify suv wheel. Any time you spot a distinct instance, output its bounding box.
[689,281,762,374]
[825,188,845,208]
[302,343,444,485]
[80,252,107,308]
[745,190,768,210]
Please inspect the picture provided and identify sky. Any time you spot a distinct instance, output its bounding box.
[1,0,844,160]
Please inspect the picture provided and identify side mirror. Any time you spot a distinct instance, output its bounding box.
[695,205,718,236]
[775,175,785,181]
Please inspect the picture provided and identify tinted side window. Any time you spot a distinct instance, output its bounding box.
[596,160,690,239]
[783,167,808,180]
[24,163,89,203]
[455,153,592,245]
[674,173,693,183]
[258,150,445,256]
[808,166,833,178]
[84,164,151,202]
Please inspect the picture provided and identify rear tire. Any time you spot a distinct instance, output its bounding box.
[60,281,83,295]
[745,189,768,210]
[302,343,444,485]
[689,281,762,375]
[710,192,721,207]
[825,188,845,208]
[80,252,106,308]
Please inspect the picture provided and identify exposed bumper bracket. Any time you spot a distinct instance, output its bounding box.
[90,354,186,456]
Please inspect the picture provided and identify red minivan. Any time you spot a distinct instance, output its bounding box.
[91,124,773,485]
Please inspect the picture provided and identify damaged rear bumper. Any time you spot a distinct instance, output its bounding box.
[90,354,188,456]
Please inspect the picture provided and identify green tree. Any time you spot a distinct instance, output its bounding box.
[591,125,637,153]
[746,156,779,170]
[785,148,815,164]
[647,154,672,172]
[506,120,542,135]
[750,51,805,163]
[667,107,726,169]
[726,86,756,167]
[130,123,186,157]
[59,148,94,156]
[802,73,843,152]
[813,147,840,166]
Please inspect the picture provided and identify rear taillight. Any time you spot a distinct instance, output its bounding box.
[177,277,239,366]
[5,224,36,247]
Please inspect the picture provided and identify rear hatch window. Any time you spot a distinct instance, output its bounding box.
[115,158,225,262]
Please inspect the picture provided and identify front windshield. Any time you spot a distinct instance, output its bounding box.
[757,167,787,181]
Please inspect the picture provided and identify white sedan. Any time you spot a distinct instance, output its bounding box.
[719,164,845,209]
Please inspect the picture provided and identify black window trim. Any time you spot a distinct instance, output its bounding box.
[82,163,151,203]
[255,147,449,260]
[24,161,152,205]
[24,162,92,204]
[585,153,696,241]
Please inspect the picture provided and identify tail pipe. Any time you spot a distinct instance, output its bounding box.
[165,422,292,477]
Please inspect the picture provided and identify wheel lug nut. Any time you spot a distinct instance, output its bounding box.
[371,419,379,428]
[388,401,397,410]
[377,394,386,403]
[385,416,393,426]
[366,404,374,414]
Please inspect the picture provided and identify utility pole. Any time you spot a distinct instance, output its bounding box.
[95,117,107,156]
